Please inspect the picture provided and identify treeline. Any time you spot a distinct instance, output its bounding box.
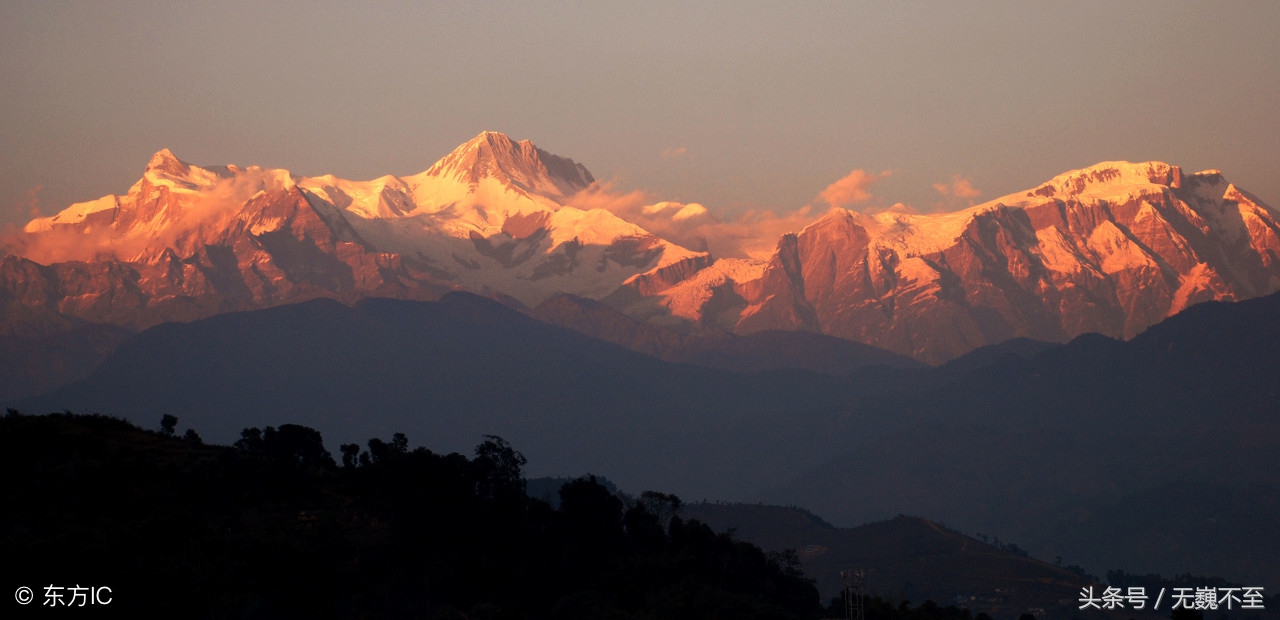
[0,411,819,618]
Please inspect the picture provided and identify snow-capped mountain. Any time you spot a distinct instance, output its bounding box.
[295,131,706,304]
[5,136,1279,363]
[640,161,1280,362]
[7,132,708,328]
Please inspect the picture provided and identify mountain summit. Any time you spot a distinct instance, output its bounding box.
[423,131,594,197]
[145,148,193,180]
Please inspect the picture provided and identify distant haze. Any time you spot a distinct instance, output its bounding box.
[3,1,1278,230]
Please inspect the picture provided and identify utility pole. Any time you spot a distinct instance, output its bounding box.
[840,569,865,620]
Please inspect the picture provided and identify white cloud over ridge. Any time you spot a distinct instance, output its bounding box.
[566,181,818,260]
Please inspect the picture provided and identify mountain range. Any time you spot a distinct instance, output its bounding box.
[5,132,1278,363]
[9,287,1280,588]
[3,133,1279,591]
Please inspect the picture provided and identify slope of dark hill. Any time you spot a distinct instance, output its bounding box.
[925,337,1060,385]
[531,293,691,358]
[10,292,905,500]
[671,329,925,375]
[0,322,133,400]
[532,293,923,375]
[684,504,1092,617]
[765,290,1280,587]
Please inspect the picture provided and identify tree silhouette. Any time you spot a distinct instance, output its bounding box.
[366,437,392,464]
[263,424,334,467]
[474,434,527,500]
[391,432,409,453]
[160,414,177,437]
[340,443,361,469]
[234,427,264,452]
[640,490,683,529]
[233,424,334,467]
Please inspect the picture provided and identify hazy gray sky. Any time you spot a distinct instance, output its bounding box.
[3,1,1278,228]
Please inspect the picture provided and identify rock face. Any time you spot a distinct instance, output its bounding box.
[5,143,1279,364]
[682,162,1280,363]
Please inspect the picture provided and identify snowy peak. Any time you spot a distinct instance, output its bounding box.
[1024,161,1182,200]
[719,159,1280,363]
[421,131,594,197]
[146,148,192,179]
[140,148,235,193]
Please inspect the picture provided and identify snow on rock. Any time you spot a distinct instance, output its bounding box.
[723,160,1280,362]
[1032,226,1089,275]
[293,132,707,306]
[1169,262,1231,315]
[1011,161,1182,204]
[861,208,979,256]
[1087,220,1158,274]
[892,257,943,303]
[23,195,119,232]
[655,258,766,321]
[417,130,593,198]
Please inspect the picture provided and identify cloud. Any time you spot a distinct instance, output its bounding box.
[566,181,819,259]
[696,206,818,259]
[23,184,44,218]
[660,146,688,159]
[933,174,982,208]
[3,168,288,265]
[819,169,891,208]
[635,202,817,259]
[562,180,654,215]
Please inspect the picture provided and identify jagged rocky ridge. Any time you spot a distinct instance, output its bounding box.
[713,163,1280,362]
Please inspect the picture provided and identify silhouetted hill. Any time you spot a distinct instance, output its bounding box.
[766,291,1280,587]
[0,322,132,399]
[684,504,1092,618]
[926,337,1060,385]
[532,293,923,375]
[10,292,889,499]
[9,289,1280,593]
